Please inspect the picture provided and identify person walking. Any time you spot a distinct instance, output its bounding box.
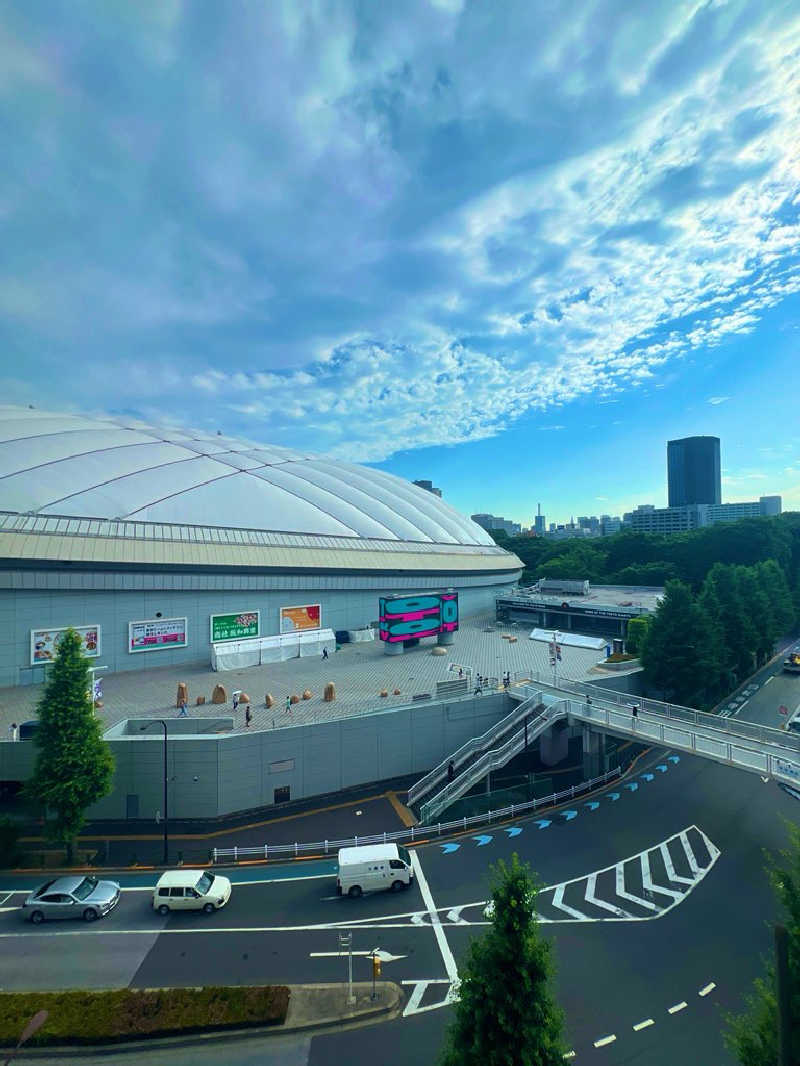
[286,695,292,715]
[232,692,240,713]
[632,704,639,719]
[322,646,329,660]
[9,722,18,742]
[245,705,252,728]
[458,667,463,678]
[178,700,188,718]
[447,760,455,783]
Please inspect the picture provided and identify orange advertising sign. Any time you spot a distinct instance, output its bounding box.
[280,604,321,632]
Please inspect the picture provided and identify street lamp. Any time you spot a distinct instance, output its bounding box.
[139,720,168,865]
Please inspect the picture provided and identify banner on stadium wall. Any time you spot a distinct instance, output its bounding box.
[280,604,321,633]
[129,617,188,653]
[210,611,260,643]
[30,625,101,665]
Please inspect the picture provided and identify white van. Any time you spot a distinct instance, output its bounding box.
[336,843,414,898]
[153,869,232,914]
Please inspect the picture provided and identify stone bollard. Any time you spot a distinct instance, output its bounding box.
[380,689,388,697]
[211,684,227,704]
[393,688,401,695]
[302,689,312,700]
[265,693,275,708]
[324,682,336,702]
[196,695,206,706]
[290,693,300,705]
[239,692,251,704]
[177,681,189,707]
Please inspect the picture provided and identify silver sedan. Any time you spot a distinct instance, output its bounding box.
[22,875,121,924]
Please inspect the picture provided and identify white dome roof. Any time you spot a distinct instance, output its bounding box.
[0,406,495,547]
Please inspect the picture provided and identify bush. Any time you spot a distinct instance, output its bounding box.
[0,818,22,869]
[0,986,290,1047]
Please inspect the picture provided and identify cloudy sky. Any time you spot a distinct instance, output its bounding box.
[2,0,799,525]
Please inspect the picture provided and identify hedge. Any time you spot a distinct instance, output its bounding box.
[0,985,290,1046]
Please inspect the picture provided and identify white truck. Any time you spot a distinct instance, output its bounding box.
[336,843,414,898]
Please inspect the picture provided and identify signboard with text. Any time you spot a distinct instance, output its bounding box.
[31,625,101,665]
[210,611,260,643]
[379,592,458,643]
[280,604,321,633]
[129,617,188,653]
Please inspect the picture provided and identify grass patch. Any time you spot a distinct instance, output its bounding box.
[0,986,290,1047]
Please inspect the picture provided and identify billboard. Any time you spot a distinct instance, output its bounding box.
[379,592,458,643]
[280,604,321,633]
[31,625,101,665]
[210,611,260,643]
[129,617,188,653]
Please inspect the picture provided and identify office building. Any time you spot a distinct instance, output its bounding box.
[412,479,442,498]
[626,496,782,535]
[667,436,721,506]
[471,513,522,536]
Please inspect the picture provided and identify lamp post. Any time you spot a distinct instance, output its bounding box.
[139,720,168,865]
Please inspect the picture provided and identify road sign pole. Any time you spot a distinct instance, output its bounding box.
[339,932,355,1006]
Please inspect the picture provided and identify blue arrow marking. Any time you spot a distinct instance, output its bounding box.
[624,782,639,792]
[561,810,578,821]
[534,819,552,829]
[656,764,667,773]
[504,826,523,837]
[441,842,461,854]
[473,834,493,847]
[607,792,620,801]
[584,801,600,811]
[641,772,654,782]
[668,755,680,764]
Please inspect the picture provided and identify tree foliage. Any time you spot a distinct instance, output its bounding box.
[26,628,115,860]
[625,616,651,655]
[439,854,567,1066]
[723,819,800,1065]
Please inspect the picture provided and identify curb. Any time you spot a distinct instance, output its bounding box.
[2,982,404,1058]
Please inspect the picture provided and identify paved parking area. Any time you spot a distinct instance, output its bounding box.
[0,614,621,736]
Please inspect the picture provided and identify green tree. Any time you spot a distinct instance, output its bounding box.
[697,579,736,696]
[625,616,651,655]
[439,854,567,1066]
[736,565,777,665]
[26,628,114,862]
[704,564,758,682]
[639,580,723,707]
[756,559,796,636]
[723,819,800,1065]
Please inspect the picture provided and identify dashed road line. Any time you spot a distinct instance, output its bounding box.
[633,1018,654,1031]
[699,982,716,997]
[593,1034,616,1048]
[668,1001,688,1014]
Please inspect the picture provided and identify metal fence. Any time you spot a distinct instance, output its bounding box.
[210,763,624,864]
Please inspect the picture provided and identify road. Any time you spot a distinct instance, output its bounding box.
[4,649,800,1064]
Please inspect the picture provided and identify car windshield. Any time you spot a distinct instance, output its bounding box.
[73,877,98,901]
[196,872,214,894]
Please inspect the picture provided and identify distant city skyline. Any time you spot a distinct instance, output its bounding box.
[2,3,799,528]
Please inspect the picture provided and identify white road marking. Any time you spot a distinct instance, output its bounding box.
[0,893,12,907]
[614,863,658,912]
[446,906,468,925]
[549,884,588,921]
[765,676,774,685]
[641,852,683,902]
[410,851,458,989]
[401,979,450,984]
[310,949,406,961]
[698,982,716,997]
[584,873,629,917]
[594,1034,616,1047]
[668,1001,687,1014]
[562,1052,576,1059]
[633,1018,654,1031]
[659,842,694,886]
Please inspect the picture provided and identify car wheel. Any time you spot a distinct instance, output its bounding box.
[30,910,44,925]
[203,902,215,914]
[348,885,362,899]
[158,904,170,916]
[83,907,98,922]
[391,880,404,892]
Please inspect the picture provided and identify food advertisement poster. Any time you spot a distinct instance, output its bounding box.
[31,626,101,665]
[280,604,321,632]
[210,611,260,643]
[129,617,188,653]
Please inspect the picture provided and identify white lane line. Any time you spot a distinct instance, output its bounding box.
[633,1018,654,1031]
[699,982,716,997]
[0,893,12,907]
[446,906,468,925]
[401,979,450,985]
[584,872,629,917]
[594,1034,616,1048]
[614,863,658,913]
[641,852,683,902]
[659,843,694,886]
[549,884,588,920]
[562,1052,576,1059]
[668,1001,687,1014]
[411,851,458,990]
[404,982,428,1014]
[765,675,774,685]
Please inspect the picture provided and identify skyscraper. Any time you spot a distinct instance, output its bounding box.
[667,436,721,506]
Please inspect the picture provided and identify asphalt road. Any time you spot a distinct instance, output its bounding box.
[5,649,800,1065]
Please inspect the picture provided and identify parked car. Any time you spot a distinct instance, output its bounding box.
[22,876,120,924]
[153,869,232,914]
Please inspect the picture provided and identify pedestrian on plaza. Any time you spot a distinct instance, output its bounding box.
[178,701,188,718]
[245,705,252,728]
[586,696,592,706]
[322,646,329,660]
[286,695,292,715]
[9,722,18,742]
[474,682,483,697]
[232,692,240,712]
[447,760,455,783]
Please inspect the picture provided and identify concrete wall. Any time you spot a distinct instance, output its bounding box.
[0,573,518,688]
[0,693,509,820]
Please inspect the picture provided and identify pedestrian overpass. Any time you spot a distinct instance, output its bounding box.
[412,679,800,823]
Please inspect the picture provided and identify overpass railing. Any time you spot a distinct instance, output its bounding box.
[407,690,543,807]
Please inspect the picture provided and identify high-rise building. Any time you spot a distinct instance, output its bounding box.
[667,436,721,506]
[534,503,546,534]
[413,479,442,498]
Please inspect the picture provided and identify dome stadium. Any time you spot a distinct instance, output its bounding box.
[0,406,522,686]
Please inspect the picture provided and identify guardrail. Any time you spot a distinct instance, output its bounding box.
[210,762,624,864]
[407,690,543,807]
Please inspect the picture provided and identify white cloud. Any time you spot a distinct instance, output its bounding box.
[708,396,731,405]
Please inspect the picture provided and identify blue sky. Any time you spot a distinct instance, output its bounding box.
[1,0,799,526]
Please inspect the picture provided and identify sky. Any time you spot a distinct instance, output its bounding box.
[1,0,799,527]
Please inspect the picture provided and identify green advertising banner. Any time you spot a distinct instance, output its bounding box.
[210,611,260,643]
